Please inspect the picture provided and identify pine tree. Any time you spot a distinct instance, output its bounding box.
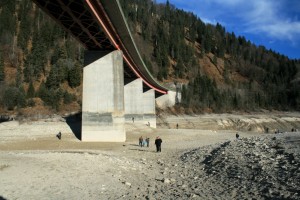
[0,52,4,81]
[46,65,59,89]
[37,81,48,101]
[17,0,33,50]
[27,81,35,98]
[68,62,81,88]
[0,1,16,45]
[16,67,22,86]
[176,59,184,78]
[63,91,76,104]
[17,86,26,108]
[3,87,18,110]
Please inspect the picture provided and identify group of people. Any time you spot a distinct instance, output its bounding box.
[138,136,150,147]
[139,136,162,152]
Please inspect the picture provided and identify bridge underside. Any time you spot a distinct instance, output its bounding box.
[32,0,169,141]
[32,0,167,96]
[32,0,134,79]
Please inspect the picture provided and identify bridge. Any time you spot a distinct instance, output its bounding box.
[32,0,171,141]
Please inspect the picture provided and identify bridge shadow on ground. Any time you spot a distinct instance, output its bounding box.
[64,112,82,140]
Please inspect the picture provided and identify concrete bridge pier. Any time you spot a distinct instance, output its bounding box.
[81,50,125,142]
[143,89,156,128]
[124,78,144,123]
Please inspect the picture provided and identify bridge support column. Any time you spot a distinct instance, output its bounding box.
[82,50,125,142]
[143,89,156,128]
[124,78,144,123]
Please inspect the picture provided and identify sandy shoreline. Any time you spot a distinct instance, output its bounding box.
[1,113,299,199]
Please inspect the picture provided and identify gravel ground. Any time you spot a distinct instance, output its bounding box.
[0,113,299,199]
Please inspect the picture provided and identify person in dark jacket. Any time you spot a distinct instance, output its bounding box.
[145,137,150,147]
[155,136,162,152]
[236,132,239,140]
[139,136,143,147]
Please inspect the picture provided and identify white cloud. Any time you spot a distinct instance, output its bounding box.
[241,1,300,43]
[245,0,277,22]
[161,0,300,43]
[205,0,299,43]
[248,21,300,44]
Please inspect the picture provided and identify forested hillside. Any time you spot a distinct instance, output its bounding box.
[0,0,83,116]
[119,0,300,112]
[0,0,299,117]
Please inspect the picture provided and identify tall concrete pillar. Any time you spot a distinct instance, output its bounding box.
[82,50,125,142]
[124,78,144,123]
[143,89,156,128]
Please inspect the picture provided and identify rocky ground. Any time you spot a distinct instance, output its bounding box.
[0,113,299,199]
[167,134,300,199]
[111,133,300,200]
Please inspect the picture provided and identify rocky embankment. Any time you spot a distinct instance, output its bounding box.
[148,133,300,199]
[157,112,300,133]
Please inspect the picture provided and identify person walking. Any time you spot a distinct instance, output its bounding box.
[155,136,162,152]
[236,132,240,140]
[142,138,146,147]
[146,137,150,147]
[139,136,143,147]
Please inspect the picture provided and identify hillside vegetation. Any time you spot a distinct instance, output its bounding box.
[0,0,83,116]
[119,0,300,112]
[0,0,299,117]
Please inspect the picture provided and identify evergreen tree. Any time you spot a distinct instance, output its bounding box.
[181,84,187,104]
[17,86,26,108]
[203,33,211,53]
[2,87,16,110]
[27,81,35,98]
[56,58,69,82]
[68,63,81,88]
[37,81,48,101]
[223,60,230,84]
[176,59,184,78]
[63,91,76,104]
[2,86,27,110]
[17,10,32,50]
[0,52,4,81]
[16,67,22,86]
[0,1,16,45]
[46,65,59,89]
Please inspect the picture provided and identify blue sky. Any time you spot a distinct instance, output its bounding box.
[155,0,300,59]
